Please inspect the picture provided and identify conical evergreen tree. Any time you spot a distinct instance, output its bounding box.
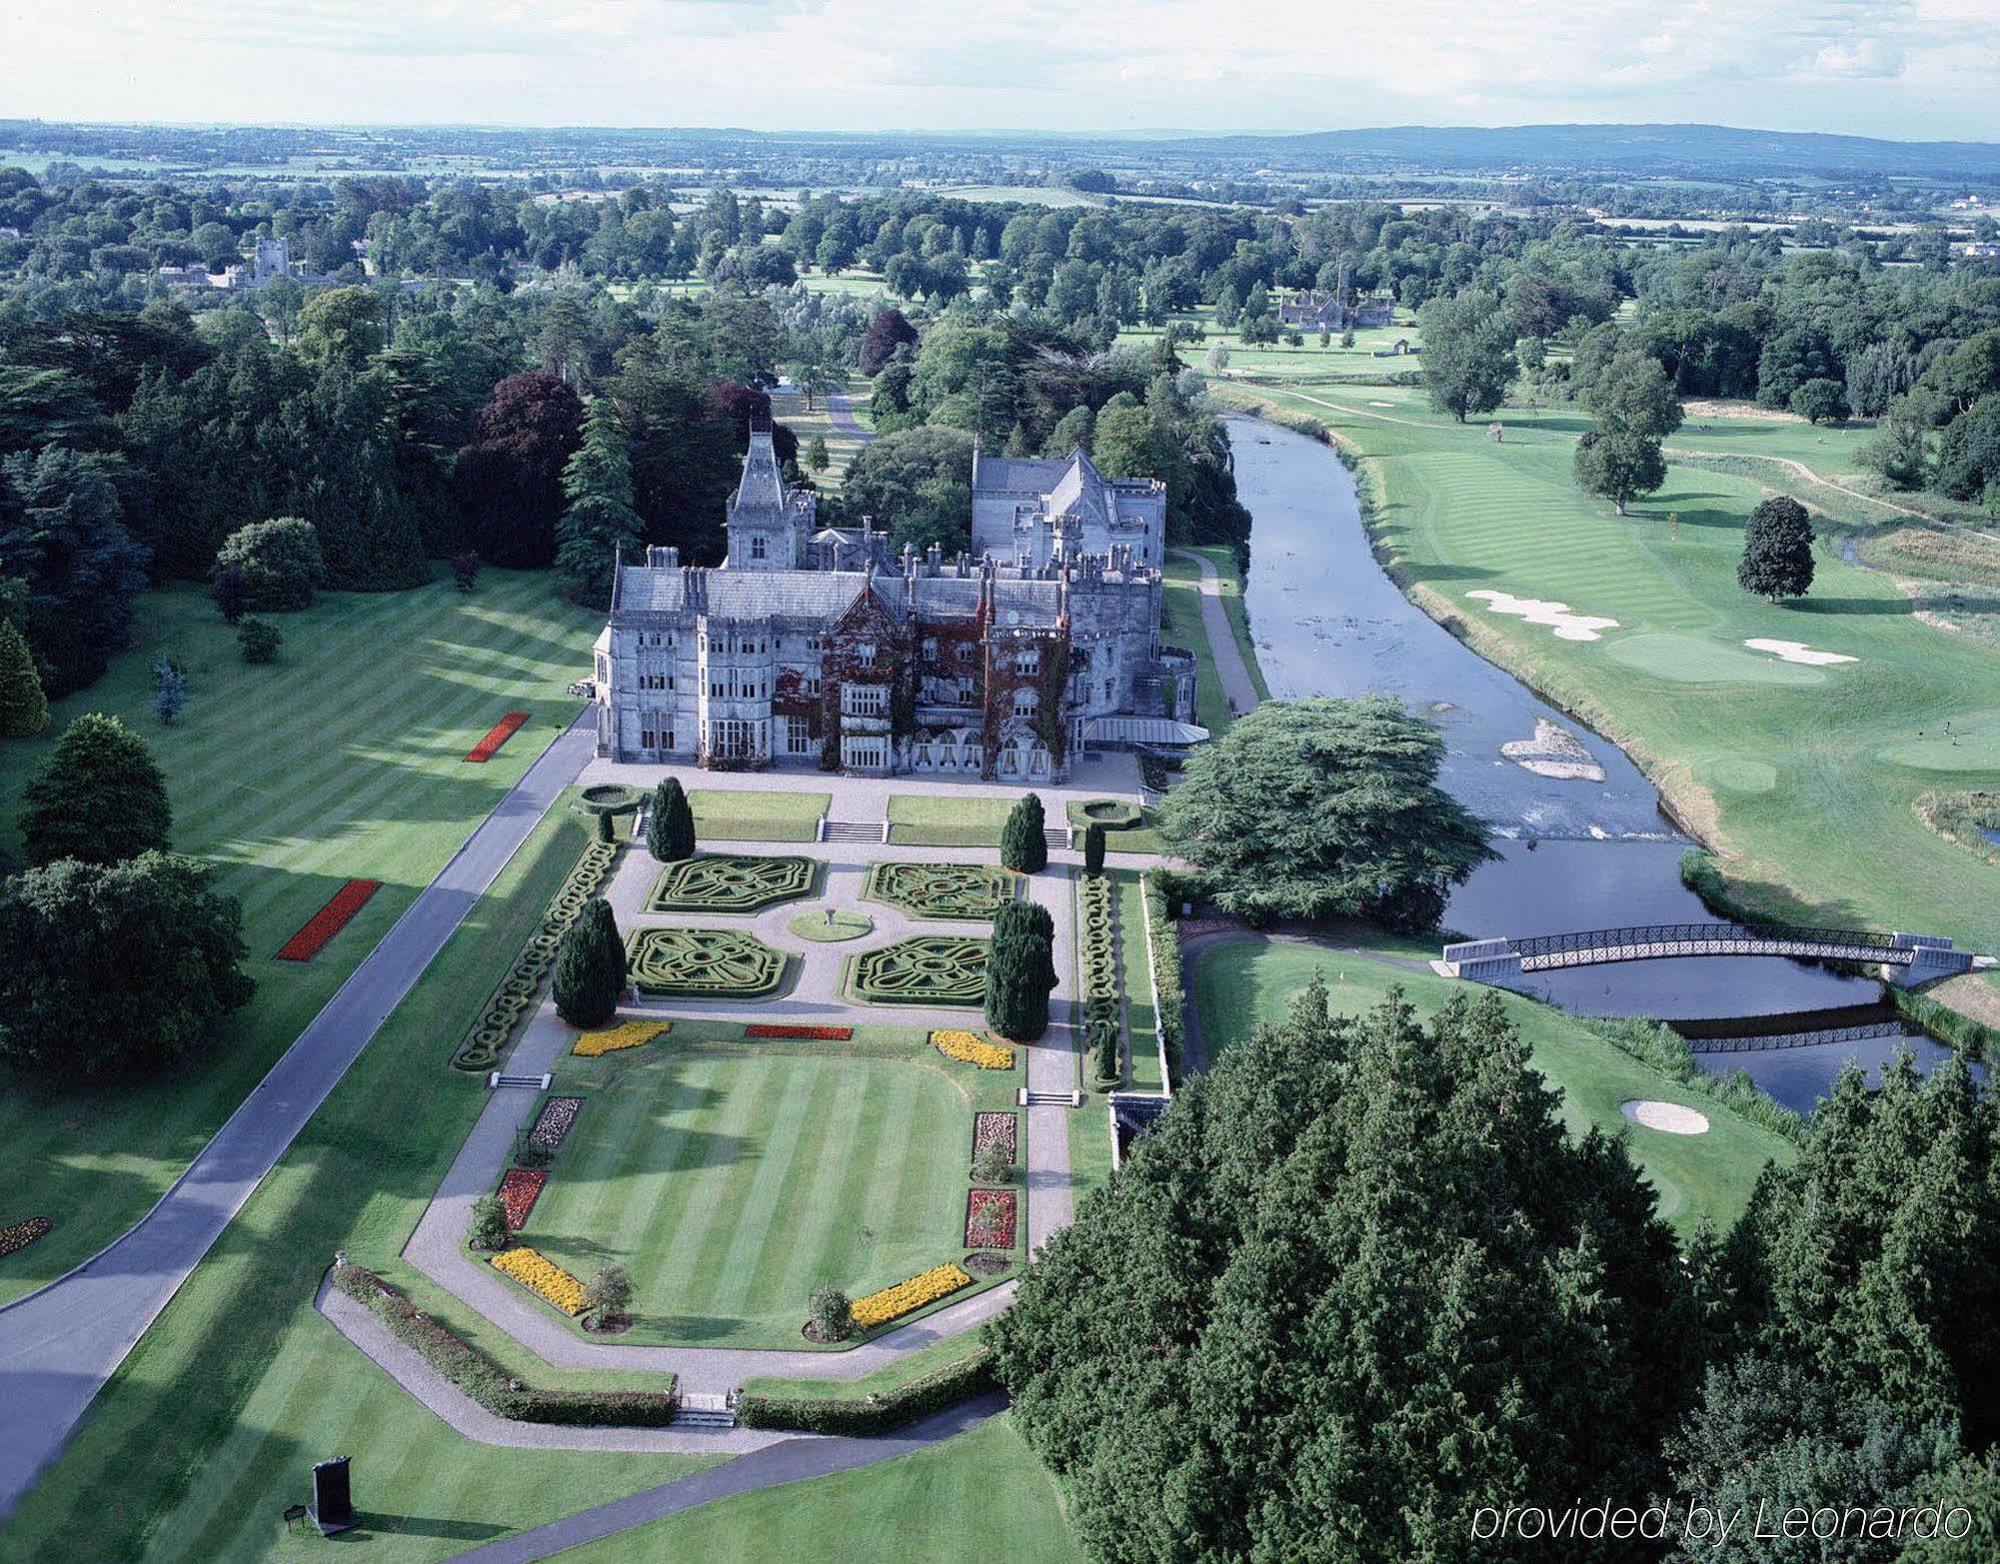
[1000,792,1047,874]
[553,899,624,1027]
[20,712,171,864]
[985,901,1057,1040]
[0,619,50,738]
[1083,822,1106,874]
[647,777,697,863]
[556,400,646,607]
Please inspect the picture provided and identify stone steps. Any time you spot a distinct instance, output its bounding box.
[675,1392,737,1429]
[1022,1088,1082,1108]
[822,820,886,843]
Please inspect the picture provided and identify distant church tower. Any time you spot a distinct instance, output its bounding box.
[723,425,812,570]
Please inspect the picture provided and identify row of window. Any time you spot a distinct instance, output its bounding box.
[636,630,825,656]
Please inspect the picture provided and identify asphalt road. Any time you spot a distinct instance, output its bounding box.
[0,719,597,1521]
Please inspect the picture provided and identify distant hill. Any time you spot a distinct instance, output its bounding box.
[1159,123,2000,180]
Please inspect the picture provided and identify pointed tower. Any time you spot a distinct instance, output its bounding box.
[723,425,799,571]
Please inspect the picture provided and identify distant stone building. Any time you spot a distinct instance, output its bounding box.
[592,430,1198,780]
[157,235,324,293]
[970,442,1167,571]
[1278,263,1394,332]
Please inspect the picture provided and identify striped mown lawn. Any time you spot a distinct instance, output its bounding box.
[0,572,596,1305]
[0,803,737,1564]
[526,1026,1020,1348]
[554,1413,1087,1564]
[1218,382,2000,971]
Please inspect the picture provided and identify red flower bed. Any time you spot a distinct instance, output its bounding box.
[744,1023,854,1041]
[965,1189,1017,1250]
[465,712,529,763]
[275,879,382,962]
[497,1168,547,1231]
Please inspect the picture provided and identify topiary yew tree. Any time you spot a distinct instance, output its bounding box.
[1000,792,1048,874]
[0,617,50,738]
[1156,695,1492,933]
[647,777,696,863]
[1737,494,1816,603]
[553,899,625,1028]
[992,981,1702,1562]
[20,711,172,866]
[985,900,1056,1041]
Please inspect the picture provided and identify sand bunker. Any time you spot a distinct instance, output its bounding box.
[1467,590,1620,642]
[1368,400,1395,408]
[1501,718,1607,782]
[1619,1100,1710,1135]
[1744,638,1858,667]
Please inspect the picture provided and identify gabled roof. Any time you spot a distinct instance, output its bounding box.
[730,429,789,522]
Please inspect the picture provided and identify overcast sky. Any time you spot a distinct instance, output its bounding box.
[12,0,2000,142]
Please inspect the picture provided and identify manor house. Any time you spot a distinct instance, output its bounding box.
[590,430,1199,780]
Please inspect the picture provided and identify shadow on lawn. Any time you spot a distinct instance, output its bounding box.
[339,1513,511,1544]
[1791,595,1920,617]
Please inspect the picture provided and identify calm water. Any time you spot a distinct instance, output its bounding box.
[1229,419,1889,1100]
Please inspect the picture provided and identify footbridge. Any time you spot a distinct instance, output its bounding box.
[1439,922,1979,990]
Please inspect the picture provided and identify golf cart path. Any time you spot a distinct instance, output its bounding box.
[0,719,599,1521]
[1175,548,1262,717]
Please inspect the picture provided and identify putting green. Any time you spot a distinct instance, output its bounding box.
[1878,712,2000,772]
[1602,633,1827,686]
[1696,756,1780,794]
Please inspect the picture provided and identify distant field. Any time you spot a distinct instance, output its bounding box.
[0,573,594,1306]
[1190,937,1795,1235]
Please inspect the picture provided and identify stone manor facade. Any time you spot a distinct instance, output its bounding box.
[591,430,1199,781]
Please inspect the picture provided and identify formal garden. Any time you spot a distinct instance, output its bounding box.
[864,860,1018,921]
[624,927,791,999]
[644,853,818,914]
[471,1020,1027,1349]
[849,935,991,1006]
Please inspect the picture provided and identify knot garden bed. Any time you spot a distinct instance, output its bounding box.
[625,926,790,998]
[645,853,817,914]
[849,936,990,1007]
[865,861,1019,922]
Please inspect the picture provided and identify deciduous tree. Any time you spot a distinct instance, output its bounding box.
[1737,495,1816,602]
[20,712,172,865]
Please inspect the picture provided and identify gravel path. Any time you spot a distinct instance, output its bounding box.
[826,392,873,445]
[1176,548,1262,718]
[449,1393,1009,1564]
[398,853,1080,1395]
[0,718,599,1521]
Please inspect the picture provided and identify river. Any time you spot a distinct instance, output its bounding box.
[1226,419,1958,1111]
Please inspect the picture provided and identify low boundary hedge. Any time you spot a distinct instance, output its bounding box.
[1077,871,1120,1087]
[737,1348,998,1435]
[330,1263,679,1425]
[452,837,620,1072]
[1141,871,1186,1085]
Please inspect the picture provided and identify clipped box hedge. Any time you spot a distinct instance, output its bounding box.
[331,1264,680,1426]
[737,1348,998,1435]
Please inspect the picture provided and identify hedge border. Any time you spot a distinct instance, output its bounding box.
[1078,871,1120,1087]
[452,838,620,1072]
[330,1263,679,1425]
[1141,870,1186,1085]
[736,1348,998,1435]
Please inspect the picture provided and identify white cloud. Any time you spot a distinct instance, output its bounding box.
[7,0,1997,139]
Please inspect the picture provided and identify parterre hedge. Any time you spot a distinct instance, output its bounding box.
[452,837,620,1072]
[330,1263,679,1425]
[1078,871,1120,1087]
[737,1348,998,1435]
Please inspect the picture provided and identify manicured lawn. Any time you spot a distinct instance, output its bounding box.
[1114,870,1164,1093]
[1067,1091,1118,1206]
[1221,380,2000,960]
[0,573,594,1306]
[1190,938,1794,1235]
[740,1332,991,1403]
[2,803,731,1563]
[771,377,874,491]
[521,1025,1021,1348]
[687,788,829,843]
[886,791,1017,846]
[556,1413,1087,1564]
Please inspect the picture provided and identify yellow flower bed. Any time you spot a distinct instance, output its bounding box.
[850,1263,974,1331]
[572,1019,671,1058]
[931,1029,1015,1070]
[490,1246,587,1315]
